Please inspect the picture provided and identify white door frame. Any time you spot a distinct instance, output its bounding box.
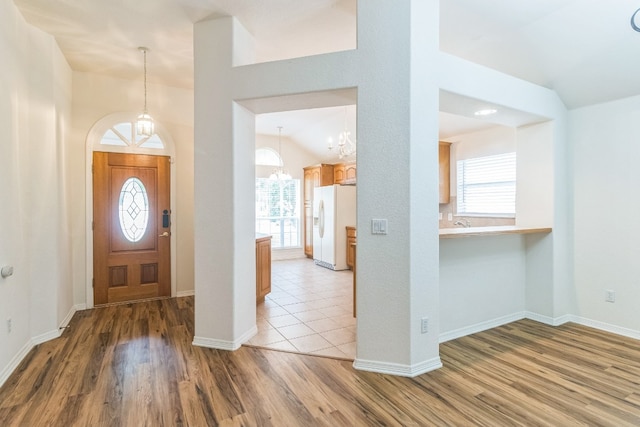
[85,112,177,308]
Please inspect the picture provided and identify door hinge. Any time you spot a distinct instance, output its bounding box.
[92,221,94,230]
[91,163,94,173]
[92,278,94,288]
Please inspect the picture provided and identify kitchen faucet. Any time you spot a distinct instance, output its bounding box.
[454,219,471,228]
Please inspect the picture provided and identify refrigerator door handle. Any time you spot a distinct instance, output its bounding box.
[318,200,325,238]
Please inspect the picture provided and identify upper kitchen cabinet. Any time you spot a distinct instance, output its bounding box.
[334,161,357,185]
[439,142,451,204]
[303,164,335,258]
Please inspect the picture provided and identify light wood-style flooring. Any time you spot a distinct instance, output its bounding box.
[1,296,640,426]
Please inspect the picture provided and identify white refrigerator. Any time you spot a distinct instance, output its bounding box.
[313,184,356,270]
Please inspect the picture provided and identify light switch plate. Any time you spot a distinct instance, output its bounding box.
[371,219,388,235]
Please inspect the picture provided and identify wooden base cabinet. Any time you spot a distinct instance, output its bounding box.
[439,142,451,204]
[346,226,356,269]
[256,235,272,302]
[303,164,334,258]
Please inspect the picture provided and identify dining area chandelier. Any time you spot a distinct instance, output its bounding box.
[327,107,356,159]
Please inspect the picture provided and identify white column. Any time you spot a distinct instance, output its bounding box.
[193,17,257,349]
[353,0,441,375]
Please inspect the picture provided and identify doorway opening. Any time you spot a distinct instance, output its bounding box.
[250,104,357,359]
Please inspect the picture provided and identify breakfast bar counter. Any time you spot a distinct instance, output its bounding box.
[439,225,552,239]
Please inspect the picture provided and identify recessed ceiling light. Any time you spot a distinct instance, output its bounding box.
[474,108,497,116]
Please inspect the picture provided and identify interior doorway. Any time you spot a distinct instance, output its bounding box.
[251,103,357,359]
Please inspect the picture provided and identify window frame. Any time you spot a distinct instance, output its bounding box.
[456,152,517,217]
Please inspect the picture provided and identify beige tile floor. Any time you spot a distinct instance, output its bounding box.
[248,258,356,360]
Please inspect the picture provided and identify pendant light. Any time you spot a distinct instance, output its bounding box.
[269,126,292,180]
[136,47,154,137]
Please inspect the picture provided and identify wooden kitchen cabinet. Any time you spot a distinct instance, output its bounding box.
[256,235,272,302]
[334,161,357,185]
[303,164,335,258]
[346,226,356,269]
[439,142,451,204]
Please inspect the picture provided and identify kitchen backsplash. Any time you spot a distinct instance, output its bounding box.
[439,196,515,228]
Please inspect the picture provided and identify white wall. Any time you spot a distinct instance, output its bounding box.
[72,72,195,299]
[571,95,640,336]
[516,121,554,228]
[0,2,73,386]
[440,235,526,340]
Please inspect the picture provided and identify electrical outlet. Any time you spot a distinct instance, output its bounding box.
[421,317,429,334]
[605,290,616,303]
[7,318,12,334]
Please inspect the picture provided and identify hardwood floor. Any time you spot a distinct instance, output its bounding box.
[1,297,640,426]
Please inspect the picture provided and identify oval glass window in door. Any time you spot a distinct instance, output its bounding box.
[118,177,149,242]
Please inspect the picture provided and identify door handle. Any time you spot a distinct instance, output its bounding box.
[318,200,325,239]
[159,231,170,237]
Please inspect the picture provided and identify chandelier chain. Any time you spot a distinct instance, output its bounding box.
[143,48,148,113]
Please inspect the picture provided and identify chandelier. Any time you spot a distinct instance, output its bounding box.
[328,107,356,159]
[269,126,292,180]
[136,47,154,137]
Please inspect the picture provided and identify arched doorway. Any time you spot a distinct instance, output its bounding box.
[85,112,177,308]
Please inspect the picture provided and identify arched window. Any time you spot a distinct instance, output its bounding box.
[255,147,282,166]
[101,121,165,149]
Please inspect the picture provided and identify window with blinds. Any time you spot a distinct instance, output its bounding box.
[255,178,301,248]
[456,152,516,216]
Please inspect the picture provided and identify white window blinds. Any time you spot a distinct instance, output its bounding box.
[255,178,301,248]
[456,152,516,216]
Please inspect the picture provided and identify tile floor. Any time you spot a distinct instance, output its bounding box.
[248,258,356,360]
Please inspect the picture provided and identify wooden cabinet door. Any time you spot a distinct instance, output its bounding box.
[344,162,356,184]
[346,226,356,269]
[256,237,271,301]
[334,164,345,184]
[93,152,171,305]
[303,167,316,257]
[439,142,451,204]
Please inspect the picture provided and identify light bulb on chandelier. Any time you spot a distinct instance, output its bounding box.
[328,107,356,159]
[136,47,155,137]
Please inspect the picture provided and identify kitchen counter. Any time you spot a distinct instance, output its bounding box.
[439,225,552,239]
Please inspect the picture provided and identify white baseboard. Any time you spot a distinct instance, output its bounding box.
[440,311,640,344]
[439,312,526,343]
[566,315,640,340]
[193,325,258,351]
[0,339,34,388]
[523,311,572,326]
[0,303,82,388]
[32,329,62,346]
[177,290,195,297]
[353,356,443,377]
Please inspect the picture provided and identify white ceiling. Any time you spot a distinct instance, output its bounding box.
[13,0,640,158]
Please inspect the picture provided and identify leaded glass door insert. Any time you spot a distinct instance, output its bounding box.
[118,177,150,242]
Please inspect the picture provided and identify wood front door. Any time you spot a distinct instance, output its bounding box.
[93,152,171,305]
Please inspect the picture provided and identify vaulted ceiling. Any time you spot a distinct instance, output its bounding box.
[14,0,640,158]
